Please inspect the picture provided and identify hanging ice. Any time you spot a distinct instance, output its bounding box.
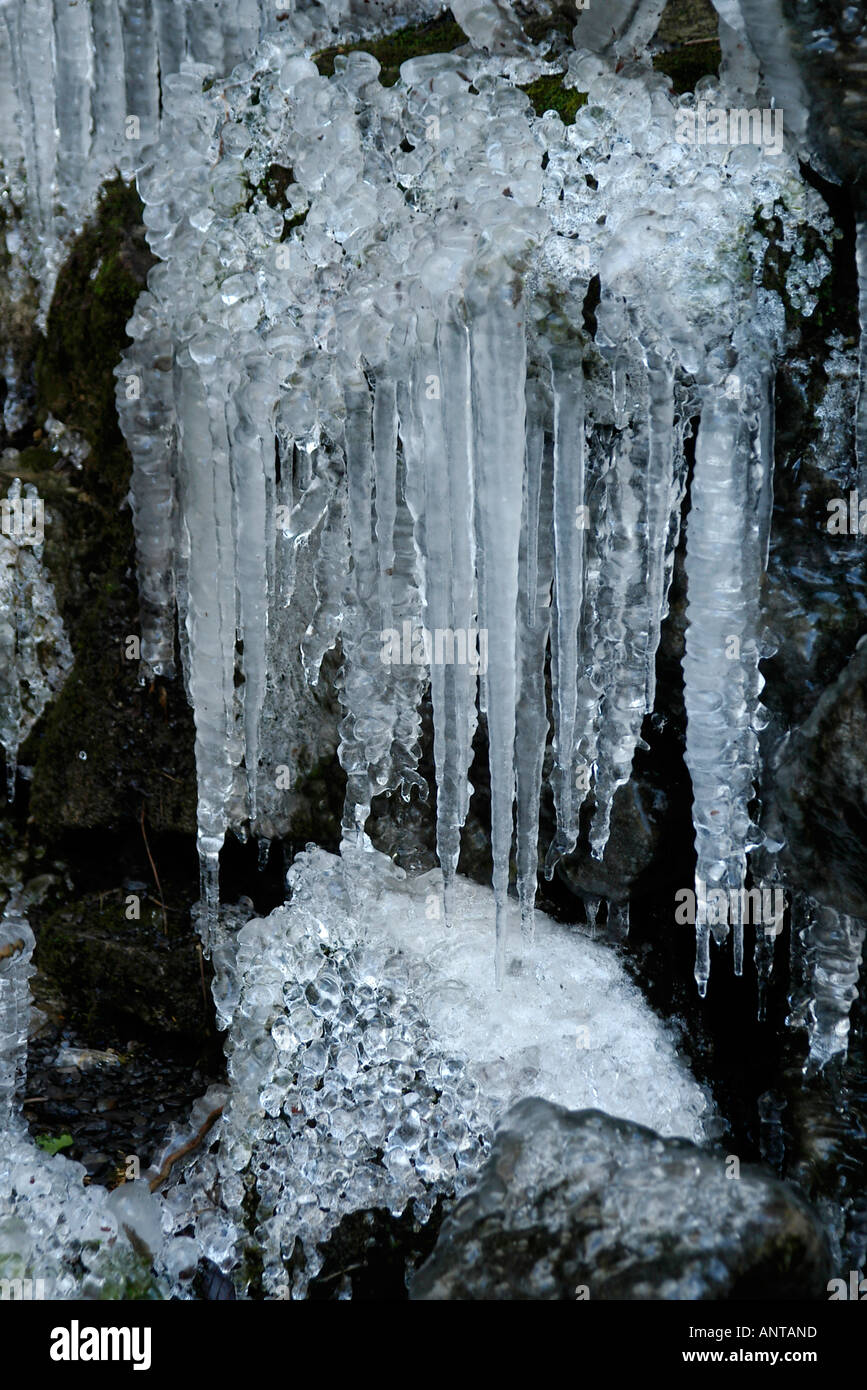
[683,337,775,993]
[0,888,34,1132]
[0,479,73,801]
[789,894,867,1073]
[113,8,838,1010]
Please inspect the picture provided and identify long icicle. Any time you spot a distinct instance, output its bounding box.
[516,371,554,945]
[469,284,527,985]
[545,341,587,873]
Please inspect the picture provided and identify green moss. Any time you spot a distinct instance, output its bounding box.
[35,175,153,500]
[314,12,467,86]
[35,1132,74,1155]
[520,76,587,124]
[652,40,722,94]
[88,1245,165,1301]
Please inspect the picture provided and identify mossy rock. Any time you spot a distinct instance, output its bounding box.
[520,76,587,124]
[314,12,468,85]
[652,39,722,93]
[16,178,198,845]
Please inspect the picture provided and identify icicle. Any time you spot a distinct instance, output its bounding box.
[439,313,478,924]
[683,347,774,995]
[754,873,785,1022]
[641,349,679,714]
[338,370,380,847]
[0,889,35,1133]
[468,284,527,984]
[186,0,226,66]
[590,349,681,860]
[789,893,866,1071]
[51,0,93,212]
[116,306,178,678]
[545,342,587,873]
[301,468,349,690]
[374,375,398,638]
[0,17,24,178]
[89,0,128,177]
[516,372,553,945]
[230,350,276,826]
[589,393,648,860]
[174,352,241,934]
[856,221,867,494]
[120,0,160,153]
[371,364,426,809]
[8,0,57,247]
[399,313,476,919]
[154,0,188,91]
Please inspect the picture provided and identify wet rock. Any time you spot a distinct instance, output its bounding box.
[34,893,212,1044]
[411,1098,832,1300]
[24,1028,222,1188]
[733,0,867,206]
[555,778,666,903]
[763,639,867,920]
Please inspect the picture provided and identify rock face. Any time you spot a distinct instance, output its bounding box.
[411,1098,832,1300]
[35,894,211,1043]
[764,640,867,921]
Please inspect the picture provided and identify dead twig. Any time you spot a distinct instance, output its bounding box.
[148,1105,224,1192]
[196,941,209,1017]
[140,803,168,936]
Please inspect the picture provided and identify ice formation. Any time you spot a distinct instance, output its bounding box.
[0,888,186,1299]
[1,0,864,1304]
[0,852,709,1298]
[0,0,447,328]
[789,894,867,1074]
[160,849,710,1297]
[115,5,834,995]
[0,478,72,800]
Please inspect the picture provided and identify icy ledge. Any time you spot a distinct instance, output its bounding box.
[163,848,712,1297]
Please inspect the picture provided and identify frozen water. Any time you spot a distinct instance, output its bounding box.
[164,847,711,1297]
[0,891,178,1299]
[0,478,73,801]
[789,893,867,1073]
[118,14,834,992]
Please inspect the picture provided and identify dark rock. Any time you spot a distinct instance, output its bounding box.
[734,0,867,208]
[411,1098,832,1300]
[34,893,213,1044]
[555,778,666,903]
[763,639,867,919]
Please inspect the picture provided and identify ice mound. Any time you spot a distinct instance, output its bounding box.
[163,848,711,1297]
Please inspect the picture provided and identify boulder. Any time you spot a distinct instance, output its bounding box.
[411,1097,832,1300]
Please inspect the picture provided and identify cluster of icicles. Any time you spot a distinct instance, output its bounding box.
[111,9,838,995]
[0,0,424,330]
[0,0,859,1014]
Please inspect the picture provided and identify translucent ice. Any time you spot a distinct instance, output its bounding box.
[166,847,711,1297]
[119,23,833,995]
